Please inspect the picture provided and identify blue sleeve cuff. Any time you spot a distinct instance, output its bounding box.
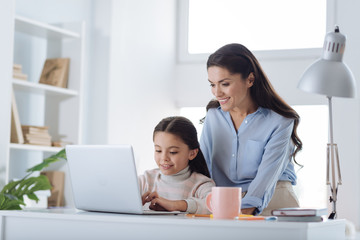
[241,196,263,215]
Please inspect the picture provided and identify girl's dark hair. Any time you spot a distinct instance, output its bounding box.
[153,116,211,177]
[205,43,302,164]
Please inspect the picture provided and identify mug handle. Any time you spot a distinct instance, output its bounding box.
[206,193,213,212]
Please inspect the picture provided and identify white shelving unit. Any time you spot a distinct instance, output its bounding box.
[12,79,78,97]
[2,14,85,208]
[9,143,63,153]
[15,15,81,39]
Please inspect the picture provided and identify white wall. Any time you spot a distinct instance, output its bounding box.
[107,0,178,173]
[85,0,111,144]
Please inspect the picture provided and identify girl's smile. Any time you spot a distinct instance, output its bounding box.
[159,164,173,170]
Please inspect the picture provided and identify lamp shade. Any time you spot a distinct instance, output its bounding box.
[298,26,357,98]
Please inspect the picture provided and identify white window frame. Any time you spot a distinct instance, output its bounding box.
[177,0,337,63]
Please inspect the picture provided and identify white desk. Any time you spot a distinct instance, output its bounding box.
[0,209,345,240]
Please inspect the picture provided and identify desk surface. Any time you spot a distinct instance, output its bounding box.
[0,208,346,240]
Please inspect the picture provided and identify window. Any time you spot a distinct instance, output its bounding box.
[178,0,330,62]
[180,107,206,140]
[292,105,327,208]
[181,105,328,208]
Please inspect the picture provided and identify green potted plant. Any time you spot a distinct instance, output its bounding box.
[0,149,67,210]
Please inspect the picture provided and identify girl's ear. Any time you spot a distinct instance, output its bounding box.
[189,148,199,161]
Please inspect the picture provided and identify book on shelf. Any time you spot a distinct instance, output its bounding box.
[39,58,70,88]
[10,92,24,144]
[22,125,49,134]
[13,63,22,72]
[24,138,52,146]
[13,72,28,80]
[271,207,328,217]
[13,63,28,80]
[24,133,51,140]
[21,125,52,146]
[24,135,52,144]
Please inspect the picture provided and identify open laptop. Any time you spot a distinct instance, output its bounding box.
[65,144,182,215]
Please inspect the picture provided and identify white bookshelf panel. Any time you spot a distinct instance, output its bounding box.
[15,15,80,40]
[12,79,78,97]
[9,143,63,153]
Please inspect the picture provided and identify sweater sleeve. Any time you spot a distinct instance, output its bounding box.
[185,175,215,214]
[138,169,155,195]
[138,174,147,195]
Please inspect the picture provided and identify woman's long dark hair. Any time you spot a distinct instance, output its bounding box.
[205,43,302,164]
[154,116,211,177]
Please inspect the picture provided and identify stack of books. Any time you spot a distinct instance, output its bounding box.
[22,125,52,146]
[13,63,28,80]
[271,207,328,222]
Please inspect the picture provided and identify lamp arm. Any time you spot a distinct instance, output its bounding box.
[327,96,342,219]
[335,144,342,184]
[328,96,337,196]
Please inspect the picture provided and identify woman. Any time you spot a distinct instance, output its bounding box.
[200,43,302,215]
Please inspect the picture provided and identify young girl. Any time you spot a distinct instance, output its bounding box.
[139,116,215,214]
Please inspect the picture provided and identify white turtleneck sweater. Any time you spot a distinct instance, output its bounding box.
[138,166,215,214]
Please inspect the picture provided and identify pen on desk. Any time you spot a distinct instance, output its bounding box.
[185,214,277,221]
[236,216,277,221]
[236,216,265,220]
[186,214,256,218]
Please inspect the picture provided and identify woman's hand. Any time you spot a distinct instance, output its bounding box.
[141,191,187,212]
[241,207,256,215]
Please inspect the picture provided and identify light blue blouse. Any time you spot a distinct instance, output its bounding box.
[200,106,297,214]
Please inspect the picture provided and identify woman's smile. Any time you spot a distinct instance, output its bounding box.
[217,97,230,105]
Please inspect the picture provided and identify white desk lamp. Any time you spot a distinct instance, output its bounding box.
[297,26,357,219]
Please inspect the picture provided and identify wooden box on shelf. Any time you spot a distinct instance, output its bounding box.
[39,58,70,88]
[41,171,65,207]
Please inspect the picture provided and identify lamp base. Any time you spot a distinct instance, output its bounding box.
[328,211,336,219]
